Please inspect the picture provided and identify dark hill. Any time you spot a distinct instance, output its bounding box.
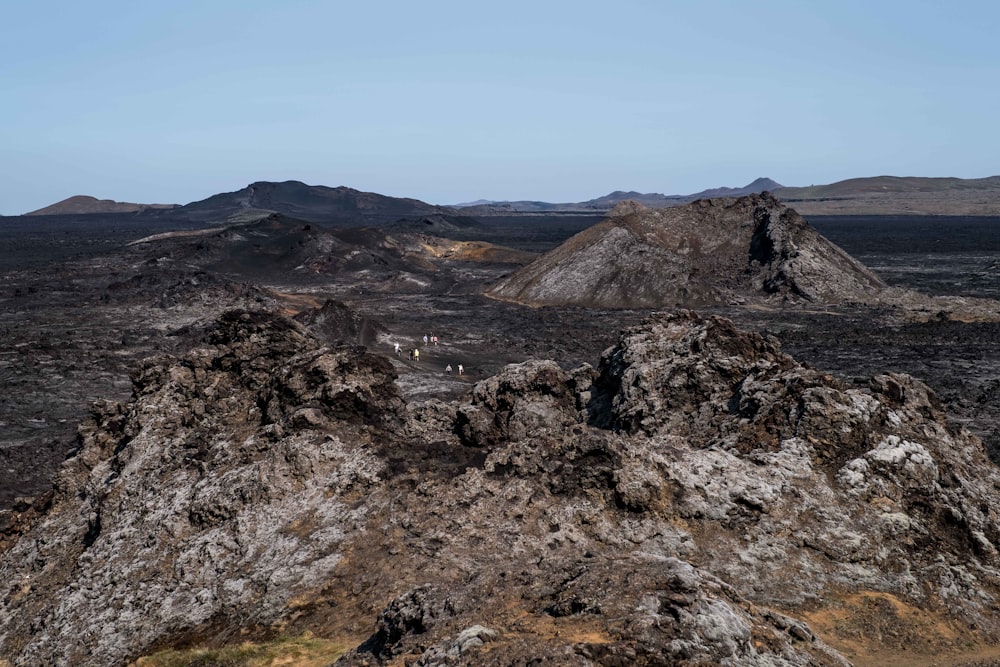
[382,213,484,236]
[693,176,784,198]
[25,195,177,216]
[174,180,446,224]
[128,213,532,293]
[580,190,685,209]
[131,214,440,286]
[487,193,887,308]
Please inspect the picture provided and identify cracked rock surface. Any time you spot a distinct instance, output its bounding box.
[4,307,1000,665]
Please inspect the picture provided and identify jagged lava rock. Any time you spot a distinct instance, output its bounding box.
[0,310,405,666]
[293,298,385,347]
[487,193,888,308]
[4,309,1000,665]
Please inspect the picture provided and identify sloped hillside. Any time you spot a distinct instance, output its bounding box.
[778,175,1000,198]
[774,175,1000,215]
[127,213,528,293]
[25,195,176,216]
[487,194,888,308]
[173,180,448,224]
[3,308,1000,665]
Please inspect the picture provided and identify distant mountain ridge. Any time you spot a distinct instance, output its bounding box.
[696,176,784,198]
[23,174,1000,221]
[778,175,1000,198]
[22,181,459,226]
[773,175,1000,215]
[454,177,784,214]
[25,195,177,216]
[454,175,1000,216]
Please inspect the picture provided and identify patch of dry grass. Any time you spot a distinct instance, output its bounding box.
[801,591,1000,667]
[130,632,347,667]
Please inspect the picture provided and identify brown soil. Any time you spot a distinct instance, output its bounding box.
[803,591,1000,667]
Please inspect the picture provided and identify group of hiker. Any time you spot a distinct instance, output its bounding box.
[392,335,464,376]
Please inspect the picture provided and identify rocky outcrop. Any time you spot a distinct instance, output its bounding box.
[586,313,1000,613]
[487,194,889,308]
[3,309,1000,665]
[105,269,279,310]
[293,298,385,347]
[0,310,405,665]
[125,214,530,295]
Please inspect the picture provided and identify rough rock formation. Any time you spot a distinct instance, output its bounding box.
[126,213,532,294]
[487,194,889,308]
[105,268,279,310]
[133,214,435,282]
[0,311,406,665]
[3,308,1000,665]
[293,298,385,347]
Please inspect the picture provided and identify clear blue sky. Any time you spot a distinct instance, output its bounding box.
[2,0,998,214]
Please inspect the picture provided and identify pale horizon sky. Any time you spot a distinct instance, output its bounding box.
[3,0,999,215]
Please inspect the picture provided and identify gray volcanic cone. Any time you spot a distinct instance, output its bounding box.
[487,193,887,308]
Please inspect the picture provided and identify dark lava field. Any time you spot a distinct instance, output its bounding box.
[1,211,999,508]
